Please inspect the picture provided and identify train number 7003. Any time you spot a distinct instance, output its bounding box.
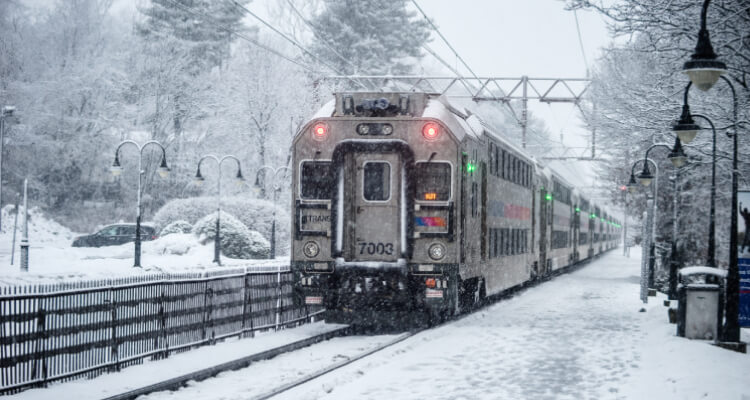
[358,242,394,255]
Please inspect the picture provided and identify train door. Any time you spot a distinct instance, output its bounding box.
[460,153,467,263]
[572,206,579,262]
[346,152,401,261]
[539,187,548,276]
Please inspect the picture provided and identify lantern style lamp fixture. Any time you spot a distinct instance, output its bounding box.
[157,157,171,178]
[672,103,700,144]
[667,137,688,168]
[637,163,654,187]
[682,0,727,91]
[110,155,124,176]
[194,168,205,185]
[627,172,639,193]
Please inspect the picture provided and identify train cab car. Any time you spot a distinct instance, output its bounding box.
[290,91,620,328]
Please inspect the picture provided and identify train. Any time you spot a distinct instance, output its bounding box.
[290,91,621,327]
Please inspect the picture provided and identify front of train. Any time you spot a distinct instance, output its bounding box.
[290,92,460,328]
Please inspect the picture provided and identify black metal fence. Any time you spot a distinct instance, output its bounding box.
[0,267,321,395]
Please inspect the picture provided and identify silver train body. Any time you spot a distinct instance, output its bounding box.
[290,92,621,326]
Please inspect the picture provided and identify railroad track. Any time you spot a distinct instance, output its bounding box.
[250,330,420,400]
[103,255,601,400]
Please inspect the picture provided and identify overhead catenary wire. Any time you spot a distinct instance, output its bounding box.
[226,0,369,90]
[410,0,481,82]
[573,10,590,77]
[162,0,322,74]
[283,0,360,74]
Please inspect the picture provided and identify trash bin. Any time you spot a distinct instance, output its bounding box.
[676,266,727,340]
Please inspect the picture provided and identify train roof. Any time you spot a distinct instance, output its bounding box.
[312,92,598,206]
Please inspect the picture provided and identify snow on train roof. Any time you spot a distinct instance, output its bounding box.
[311,99,336,119]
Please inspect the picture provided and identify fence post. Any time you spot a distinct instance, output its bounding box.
[275,265,282,331]
[202,283,214,345]
[156,290,168,360]
[240,274,249,338]
[30,307,46,386]
[108,288,119,372]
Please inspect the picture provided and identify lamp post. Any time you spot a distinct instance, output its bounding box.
[630,158,658,300]
[111,140,170,268]
[0,105,17,232]
[636,140,688,291]
[194,155,244,266]
[679,0,744,344]
[254,166,291,260]
[673,95,719,267]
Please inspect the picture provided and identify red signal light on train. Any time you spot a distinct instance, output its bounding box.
[422,123,439,140]
[312,123,328,140]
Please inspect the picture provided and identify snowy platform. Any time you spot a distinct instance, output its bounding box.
[9,322,346,400]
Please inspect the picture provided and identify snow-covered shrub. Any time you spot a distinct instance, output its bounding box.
[192,211,270,259]
[146,233,196,256]
[159,220,192,236]
[152,196,290,255]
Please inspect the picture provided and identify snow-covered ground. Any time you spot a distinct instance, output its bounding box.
[0,207,287,286]
[2,212,748,399]
[135,250,746,400]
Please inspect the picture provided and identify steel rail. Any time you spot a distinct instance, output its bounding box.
[101,323,348,400]
[250,330,420,400]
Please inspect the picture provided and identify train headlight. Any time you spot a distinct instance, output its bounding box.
[422,123,439,140]
[357,124,370,135]
[428,243,446,260]
[312,123,328,141]
[381,124,393,135]
[303,241,320,258]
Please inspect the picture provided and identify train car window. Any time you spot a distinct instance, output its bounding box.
[471,182,478,217]
[495,147,500,177]
[300,161,333,200]
[415,162,451,201]
[501,150,506,180]
[363,162,391,201]
[489,143,495,175]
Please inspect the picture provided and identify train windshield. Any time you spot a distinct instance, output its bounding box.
[415,162,451,201]
[300,161,333,200]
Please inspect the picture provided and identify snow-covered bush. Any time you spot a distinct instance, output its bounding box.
[192,211,270,259]
[146,233,196,256]
[152,196,290,255]
[159,220,192,236]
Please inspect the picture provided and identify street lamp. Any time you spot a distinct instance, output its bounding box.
[673,97,719,268]
[111,140,170,268]
[679,0,747,347]
[0,105,18,232]
[194,155,244,266]
[627,172,639,194]
[681,0,726,91]
[254,166,291,259]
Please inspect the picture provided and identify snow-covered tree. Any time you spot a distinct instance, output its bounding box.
[565,0,750,267]
[310,0,431,75]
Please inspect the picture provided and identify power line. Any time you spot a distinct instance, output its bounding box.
[573,10,589,77]
[283,0,360,74]
[226,0,366,89]
[162,0,321,74]
[410,0,480,82]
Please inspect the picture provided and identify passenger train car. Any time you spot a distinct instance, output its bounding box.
[290,92,621,326]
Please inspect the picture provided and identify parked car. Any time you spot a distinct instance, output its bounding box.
[72,224,158,247]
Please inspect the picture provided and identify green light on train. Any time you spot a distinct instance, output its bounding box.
[545,193,553,201]
[466,163,476,173]
[575,207,580,213]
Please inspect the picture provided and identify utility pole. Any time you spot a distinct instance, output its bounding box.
[20,179,28,272]
[0,106,17,232]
